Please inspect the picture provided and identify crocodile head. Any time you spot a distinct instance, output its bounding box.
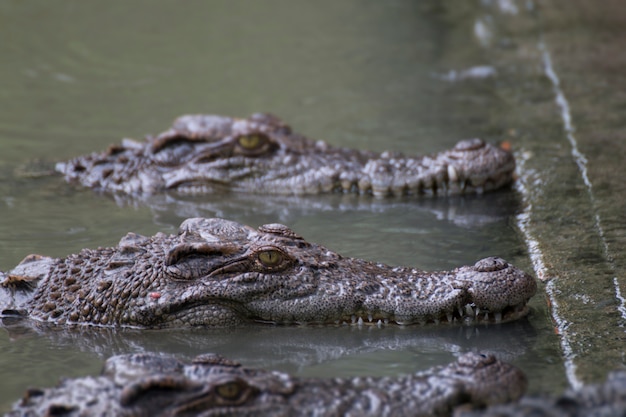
[10,352,527,416]
[56,113,516,197]
[114,352,527,415]
[0,218,536,328]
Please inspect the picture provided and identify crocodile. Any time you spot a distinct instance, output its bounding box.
[458,371,626,417]
[0,217,536,328]
[7,352,527,417]
[55,113,516,197]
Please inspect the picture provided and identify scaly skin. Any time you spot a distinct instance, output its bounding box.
[56,113,516,197]
[0,218,536,328]
[7,352,527,417]
[458,371,626,417]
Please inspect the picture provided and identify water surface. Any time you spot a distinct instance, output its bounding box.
[0,0,589,410]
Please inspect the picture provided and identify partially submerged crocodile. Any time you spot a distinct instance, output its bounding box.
[56,113,516,197]
[458,371,626,417]
[0,218,536,328]
[7,352,526,417]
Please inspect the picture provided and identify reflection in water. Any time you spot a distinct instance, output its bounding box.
[2,318,538,370]
[114,187,522,230]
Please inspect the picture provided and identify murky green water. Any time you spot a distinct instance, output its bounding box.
[7,0,623,410]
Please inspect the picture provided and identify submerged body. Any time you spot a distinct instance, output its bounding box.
[0,218,536,328]
[56,113,516,197]
[8,352,526,417]
[459,371,626,417]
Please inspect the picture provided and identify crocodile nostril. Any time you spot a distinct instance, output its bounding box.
[474,257,507,272]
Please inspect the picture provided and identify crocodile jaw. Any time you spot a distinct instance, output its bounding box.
[144,256,535,328]
[247,256,535,327]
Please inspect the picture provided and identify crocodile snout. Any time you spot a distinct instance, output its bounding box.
[474,257,509,272]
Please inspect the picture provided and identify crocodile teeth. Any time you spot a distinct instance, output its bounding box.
[368,314,373,322]
[351,315,356,324]
[447,165,459,182]
[465,305,474,316]
[377,319,382,327]
[446,313,453,323]
[495,312,502,323]
[357,316,364,326]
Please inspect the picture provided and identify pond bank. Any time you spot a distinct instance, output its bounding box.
[482,0,626,387]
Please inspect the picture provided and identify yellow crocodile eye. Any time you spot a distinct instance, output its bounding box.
[216,381,243,400]
[258,249,283,267]
[237,134,264,150]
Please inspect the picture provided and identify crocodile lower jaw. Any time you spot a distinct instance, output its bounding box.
[253,302,530,327]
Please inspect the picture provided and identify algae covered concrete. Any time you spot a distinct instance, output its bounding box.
[479,0,626,387]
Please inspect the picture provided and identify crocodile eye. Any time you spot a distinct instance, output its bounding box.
[257,249,283,267]
[237,134,261,149]
[215,380,244,400]
[237,134,267,150]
